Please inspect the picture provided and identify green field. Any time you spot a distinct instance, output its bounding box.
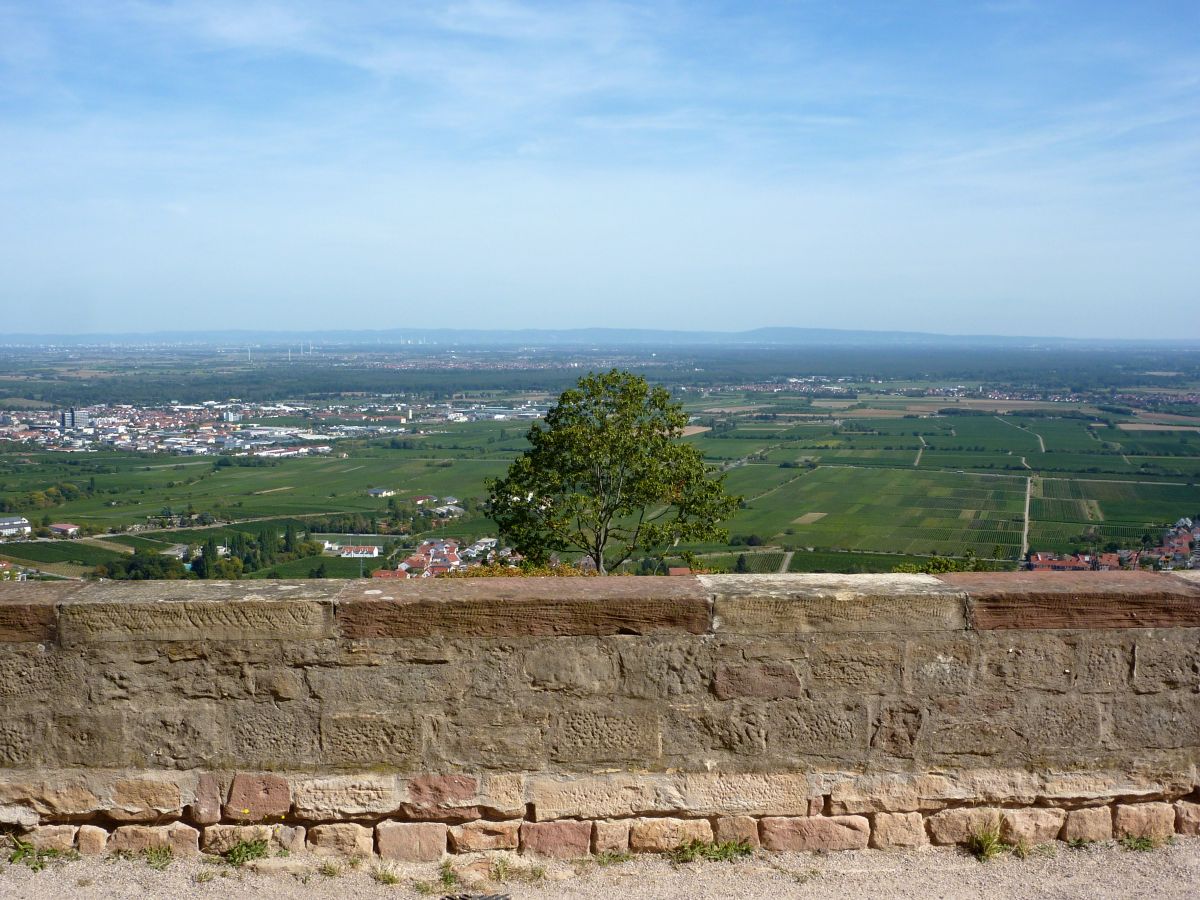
[3,409,1198,574]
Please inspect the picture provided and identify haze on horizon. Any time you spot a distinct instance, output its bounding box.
[2,2,1197,339]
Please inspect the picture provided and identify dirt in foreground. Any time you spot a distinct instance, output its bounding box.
[0,838,1197,900]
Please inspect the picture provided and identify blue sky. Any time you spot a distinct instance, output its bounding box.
[2,1,1197,337]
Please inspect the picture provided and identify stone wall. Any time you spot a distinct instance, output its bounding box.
[0,572,1198,860]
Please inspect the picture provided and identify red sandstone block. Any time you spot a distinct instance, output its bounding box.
[0,603,57,642]
[714,816,760,848]
[224,774,290,822]
[189,774,222,826]
[376,821,448,862]
[404,774,480,820]
[520,821,592,858]
[760,815,869,852]
[449,821,519,852]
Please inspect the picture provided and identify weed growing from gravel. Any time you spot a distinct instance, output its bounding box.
[6,834,66,872]
[966,819,1005,862]
[438,860,459,888]
[318,860,341,877]
[667,839,754,864]
[594,851,633,866]
[143,846,173,871]
[1010,839,1032,860]
[194,870,215,883]
[1120,835,1160,852]
[1066,838,1093,850]
[223,838,269,868]
[371,862,402,885]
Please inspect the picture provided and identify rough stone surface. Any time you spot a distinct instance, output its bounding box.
[293,775,399,820]
[628,818,714,853]
[307,823,373,857]
[529,775,659,821]
[201,824,306,855]
[592,820,630,854]
[1113,802,1176,841]
[23,825,77,851]
[714,816,760,848]
[376,821,448,862]
[107,823,199,856]
[870,812,927,849]
[189,773,222,826]
[224,774,291,822]
[760,816,870,852]
[1001,808,1066,845]
[926,808,1002,846]
[520,821,593,858]
[449,820,520,852]
[76,824,107,855]
[1176,801,1200,836]
[1061,807,1113,843]
[109,776,182,822]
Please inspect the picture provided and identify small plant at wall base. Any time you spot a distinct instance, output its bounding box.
[667,839,754,864]
[487,369,740,574]
[966,820,1005,862]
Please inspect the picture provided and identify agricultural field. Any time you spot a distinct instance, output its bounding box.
[3,406,1198,574]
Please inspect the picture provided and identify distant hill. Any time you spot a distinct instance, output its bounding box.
[5,326,1199,349]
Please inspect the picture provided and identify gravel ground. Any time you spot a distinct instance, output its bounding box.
[0,838,1197,899]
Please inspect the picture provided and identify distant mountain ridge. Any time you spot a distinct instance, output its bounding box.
[4,326,1199,349]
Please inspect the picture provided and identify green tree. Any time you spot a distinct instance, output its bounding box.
[487,369,740,574]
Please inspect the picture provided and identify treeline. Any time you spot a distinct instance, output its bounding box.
[0,479,96,513]
[96,522,322,580]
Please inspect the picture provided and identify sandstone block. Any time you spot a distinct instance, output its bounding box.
[23,825,77,852]
[870,812,927,849]
[760,815,869,852]
[109,776,182,823]
[481,774,526,819]
[1176,801,1200,836]
[307,823,373,858]
[667,774,820,817]
[926,808,1002,846]
[77,824,107,856]
[0,778,101,817]
[1001,809,1065,845]
[202,824,305,855]
[592,820,630,854]
[403,774,479,820]
[449,820,520,852]
[529,775,658,821]
[1061,807,1112,843]
[629,817,713,853]
[225,773,290,822]
[1113,803,1175,841]
[520,821,593,858]
[376,821,448,862]
[830,775,921,814]
[189,774,223,826]
[58,599,333,644]
[0,602,57,642]
[714,816,760,848]
[713,662,804,700]
[293,775,399,820]
[108,823,199,856]
[0,804,38,827]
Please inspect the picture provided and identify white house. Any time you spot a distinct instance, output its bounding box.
[0,516,31,538]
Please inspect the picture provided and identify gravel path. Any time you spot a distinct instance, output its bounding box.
[1,838,1197,899]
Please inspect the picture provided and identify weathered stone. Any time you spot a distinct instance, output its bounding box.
[0,777,102,817]
[293,775,399,820]
[1113,803,1175,841]
[926,808,1002,846]
[549,707,660,764]
[232,703,320,767]
[23,825,77,851]
[810,638,903,693]
[1060,807,1112,843]
[870,812,926,849]
[713,816,760,848]
[713,662,804,700]
[705,574,965,634]
[402,774,479,820]
[628,817,713,853]
[664,774,820,817]
[1001,808,1065,845]
[336,578,709,638]
[77,824,107,855]
[1110,694,1200,750]
[592,820,630,853]
[0,602,57,642]
[1176,801,1200,835]
[448,820,520,852]
[321,712,418,766]
[189,773,222,826]
[520,821,593,858]
[108,823,199,856]
[760,815,869,851]
[529,775,659,821]
[376,821,448,862]
[480,774,526,818]
[202,824,305,855]
[830,775,921,814]
[59,600,333,644]
[307,823,373,857]
[109,776,182,822]
[904,638,976,694]
[1037,772,1169,805]
[0,804,38,827]
[224,773,291,822]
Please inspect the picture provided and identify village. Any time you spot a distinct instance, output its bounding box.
[1026,517,1200,572]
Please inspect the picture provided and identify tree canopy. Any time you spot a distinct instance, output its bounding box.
[487,369,739,574]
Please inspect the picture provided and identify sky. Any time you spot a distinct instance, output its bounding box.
[1,1,1198,338]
